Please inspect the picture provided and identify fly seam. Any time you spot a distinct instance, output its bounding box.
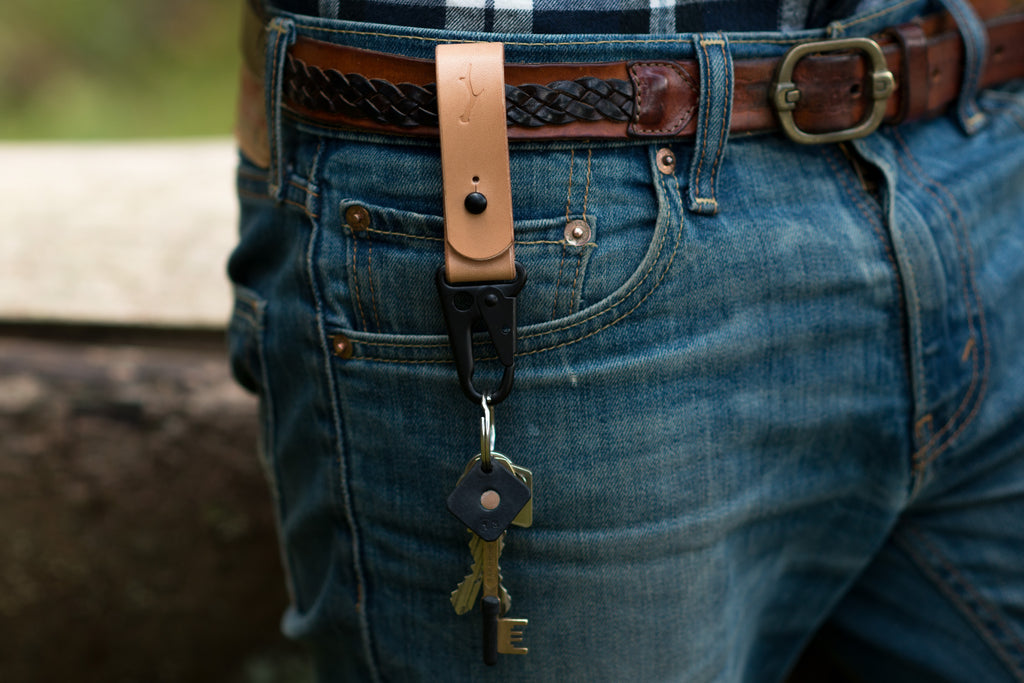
[892,132,981,460]
[824,148,920,412]
[893,129,989,465]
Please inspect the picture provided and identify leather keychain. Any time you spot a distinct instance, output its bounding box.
[436,43,533,666]
[436,42,516,283]
[435,42,526,406]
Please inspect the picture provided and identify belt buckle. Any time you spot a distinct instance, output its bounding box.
[772,37,895,144]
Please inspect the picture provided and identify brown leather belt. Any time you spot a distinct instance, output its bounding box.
[266,1,1024,145]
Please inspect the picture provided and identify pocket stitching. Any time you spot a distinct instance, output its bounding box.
[343,164,684,361]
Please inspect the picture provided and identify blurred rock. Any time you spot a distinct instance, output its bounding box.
[0,331,307,683]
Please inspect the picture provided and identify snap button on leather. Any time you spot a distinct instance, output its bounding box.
[464,192,488,214]
[345,205,370,231]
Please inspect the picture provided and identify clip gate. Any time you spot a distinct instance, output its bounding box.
[436,263,526,405]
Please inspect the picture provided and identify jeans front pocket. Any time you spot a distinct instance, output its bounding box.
[312,139,684,363]
[335,200,596,335]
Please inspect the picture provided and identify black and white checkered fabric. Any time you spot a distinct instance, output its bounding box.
[268,0,877,32]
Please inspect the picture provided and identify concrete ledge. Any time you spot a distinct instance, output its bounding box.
[0,140,238,328]
[0,332,307,682]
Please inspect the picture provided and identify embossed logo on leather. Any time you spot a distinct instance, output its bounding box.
[458,63,485,124]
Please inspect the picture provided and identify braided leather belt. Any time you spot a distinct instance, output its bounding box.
[279,2,1023,143]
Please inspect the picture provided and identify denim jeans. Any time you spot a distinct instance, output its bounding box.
[228,2,1024,680]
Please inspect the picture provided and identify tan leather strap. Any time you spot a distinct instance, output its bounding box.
[436,43,516,284]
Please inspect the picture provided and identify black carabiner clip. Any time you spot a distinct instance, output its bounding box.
[436,263,527,405]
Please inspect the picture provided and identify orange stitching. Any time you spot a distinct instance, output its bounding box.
[350,229,368,330]
[289,179,319,196]
[834,0,916,30]
[898,526,1024,672]
[631,61,695,135]
[366,236,382,332]
[554,148,575,318]
[961,336,977,363]
[914,414,934,443]
[361,226,566,246]
[364,228,442,242]
[570,249,584,314]
[552,242,567,318]
[349,356,454,364]
[893,129,989,466]
[582,149,593,219]
[891,139,978,462]
[565,147,576,223]
[341,161,684,360]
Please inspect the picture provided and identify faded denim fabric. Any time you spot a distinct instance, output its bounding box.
[228,2,1024,680]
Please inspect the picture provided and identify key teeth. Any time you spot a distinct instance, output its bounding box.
[496,618,529,655]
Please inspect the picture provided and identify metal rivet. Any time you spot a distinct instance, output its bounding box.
[331,334,353,359]
[656,148,676,174]
[345,205,370,231]
[564,219,591,246]
[480,490,501,510]
[464,192,487,214]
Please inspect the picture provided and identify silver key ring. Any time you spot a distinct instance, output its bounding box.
[480,394,496,471]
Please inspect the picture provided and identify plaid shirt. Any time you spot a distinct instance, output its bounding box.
[268,0,869,32]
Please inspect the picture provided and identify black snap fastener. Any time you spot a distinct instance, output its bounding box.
[464,192,487,214]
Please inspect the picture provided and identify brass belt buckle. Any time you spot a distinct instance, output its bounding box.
[773,37,895,144]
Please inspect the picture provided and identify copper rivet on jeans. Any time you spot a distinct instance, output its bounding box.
[565,219,591,246]
[656,148,676,174]
[332,334,353,359]
[345,205,370,231]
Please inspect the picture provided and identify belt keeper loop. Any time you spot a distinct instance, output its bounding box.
[937,0,989,134]
[265,17,297,202]
[687,32,733,216]
[886,21,931,125]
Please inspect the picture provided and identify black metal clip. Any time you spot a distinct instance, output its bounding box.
[436,263,527,405]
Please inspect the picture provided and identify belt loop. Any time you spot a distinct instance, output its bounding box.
[937,0,989,134]
[265,17,297,202]
[687,32,733,216]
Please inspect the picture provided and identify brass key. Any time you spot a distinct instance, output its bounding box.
[479,527,528,664]
[451,532,511,615]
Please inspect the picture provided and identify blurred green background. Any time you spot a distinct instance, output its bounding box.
[0,0,242,139]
